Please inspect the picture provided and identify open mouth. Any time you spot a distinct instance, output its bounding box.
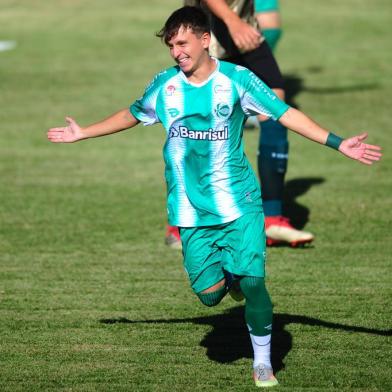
[177,57,190,66]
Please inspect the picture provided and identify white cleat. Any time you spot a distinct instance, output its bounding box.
[253,364,279,388]
[265,216,314,247]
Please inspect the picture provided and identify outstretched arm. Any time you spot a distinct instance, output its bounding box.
[47,109,139,143]
[279,108,382,165]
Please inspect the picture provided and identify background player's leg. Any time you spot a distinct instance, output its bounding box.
[258,109,314,246]
[165,225,181,249]
[257,88,312,247]
[258,87,287,220]
[237,44,313,247]
[255,0,282,52]
[262,27,282,52]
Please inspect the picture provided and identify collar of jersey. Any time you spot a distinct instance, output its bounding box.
[179,57,219,87]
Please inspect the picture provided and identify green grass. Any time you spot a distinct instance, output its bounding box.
[0,0,391,390]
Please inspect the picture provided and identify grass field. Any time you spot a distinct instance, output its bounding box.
[1,0,391,390]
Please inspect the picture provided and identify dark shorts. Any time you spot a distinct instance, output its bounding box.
[225,41,284,89]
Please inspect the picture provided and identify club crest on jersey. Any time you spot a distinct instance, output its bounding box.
[166,85,176,96]
[215,102,231,118]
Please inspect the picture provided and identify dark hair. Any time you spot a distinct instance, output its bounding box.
[156,6,210,45]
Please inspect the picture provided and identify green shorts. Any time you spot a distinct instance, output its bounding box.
[180,212,266,294]
[255,0,279,13]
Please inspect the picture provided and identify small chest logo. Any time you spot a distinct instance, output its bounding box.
[215,103,231,118]
[166,85,176,96]
[214,84,231,94]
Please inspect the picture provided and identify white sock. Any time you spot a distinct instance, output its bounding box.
[250,333,271,368]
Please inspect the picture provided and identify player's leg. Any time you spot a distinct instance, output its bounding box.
[180,225,230,307]
[240,276,278,387]
[197,274,227,307]
[217,212,277,386]
[229,44,314,247]
[165,224,181,249]
[255,0,282,52]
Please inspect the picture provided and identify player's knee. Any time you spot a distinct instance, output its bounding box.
[196,282,227,307]
[240,276,273,310]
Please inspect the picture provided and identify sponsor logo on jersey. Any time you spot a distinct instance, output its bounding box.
[215,102,231,118]
[249,73,277,100]
[214,84,231,94]
[166,85,176,96]
[168,128,179,138]
[235,65,247,72]
[168,107,180,118]
[168,126,229,141]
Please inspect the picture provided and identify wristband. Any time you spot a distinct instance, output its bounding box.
[325,132,343,150]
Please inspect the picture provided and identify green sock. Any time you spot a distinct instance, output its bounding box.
[239,276,273,336]
[262,28,282,52]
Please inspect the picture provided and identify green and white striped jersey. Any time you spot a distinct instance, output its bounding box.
[130,59,289,227]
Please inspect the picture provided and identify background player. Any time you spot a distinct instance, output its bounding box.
[47,6,381,387]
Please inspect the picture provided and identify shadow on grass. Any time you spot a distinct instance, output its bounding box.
[283,177,325,230]
[284,74,304,109]
[100,307,391,373]
[283,73,379,109]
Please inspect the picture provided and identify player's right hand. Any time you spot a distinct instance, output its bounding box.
[47,117,86,143]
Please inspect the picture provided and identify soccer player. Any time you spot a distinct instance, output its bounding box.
[172,0,313,249]
[47,6,381,387]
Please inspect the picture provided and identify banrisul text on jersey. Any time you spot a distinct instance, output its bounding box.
[169,125,229,141]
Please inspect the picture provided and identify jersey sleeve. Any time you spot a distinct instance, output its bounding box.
[129,73,164,126]
[233,66,289,120]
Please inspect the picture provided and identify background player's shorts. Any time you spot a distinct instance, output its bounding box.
[180,212,266,294]
[225,41,284,89]
[255,0,280,13]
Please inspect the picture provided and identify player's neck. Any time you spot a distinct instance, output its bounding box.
[185,56,217,84]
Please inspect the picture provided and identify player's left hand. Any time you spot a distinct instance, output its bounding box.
[339,132,382,165]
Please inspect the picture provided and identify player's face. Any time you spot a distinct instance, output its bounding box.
[167,26,210,75]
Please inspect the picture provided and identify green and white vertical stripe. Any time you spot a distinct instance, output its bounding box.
[130,59,289,227]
